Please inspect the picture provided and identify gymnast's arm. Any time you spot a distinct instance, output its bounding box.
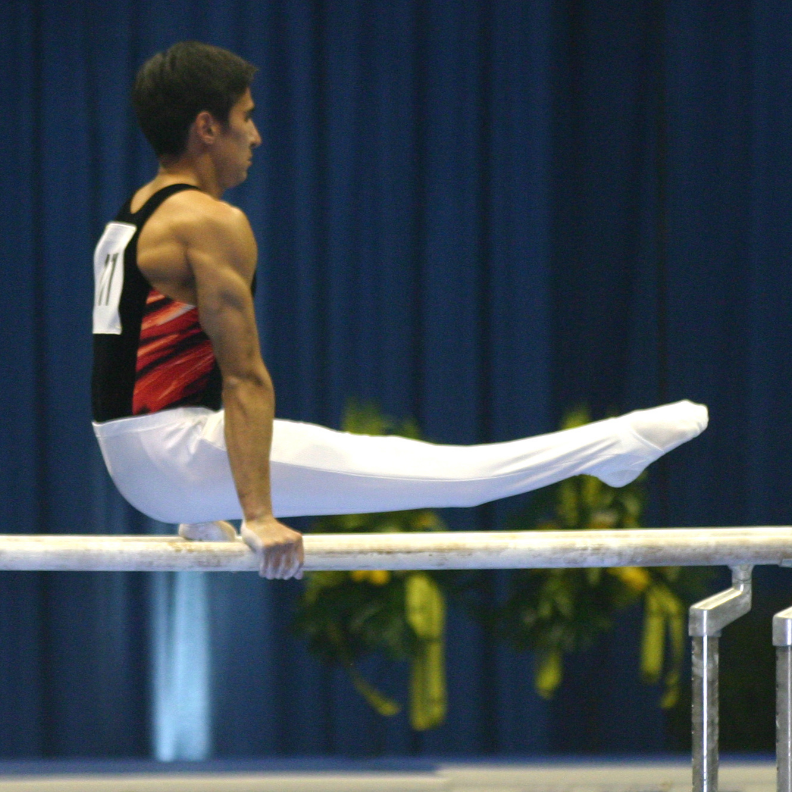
[185,200,304,580]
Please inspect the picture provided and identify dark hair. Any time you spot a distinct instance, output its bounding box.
[132,41,257,159]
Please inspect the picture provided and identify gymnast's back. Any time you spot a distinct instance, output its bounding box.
[90,183,225,422]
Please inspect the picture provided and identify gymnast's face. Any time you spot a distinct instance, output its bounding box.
[212,88,262,190]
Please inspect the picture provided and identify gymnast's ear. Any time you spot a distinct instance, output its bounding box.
[191,110,221,148]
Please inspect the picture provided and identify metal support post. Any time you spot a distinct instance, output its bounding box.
[774,605,792,792]
[688,565,753,792]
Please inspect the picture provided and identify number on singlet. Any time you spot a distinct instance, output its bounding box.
[92,222,136,334]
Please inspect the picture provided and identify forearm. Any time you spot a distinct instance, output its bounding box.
[222,370,276,521]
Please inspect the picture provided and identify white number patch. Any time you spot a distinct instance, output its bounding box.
[92,221,137,334]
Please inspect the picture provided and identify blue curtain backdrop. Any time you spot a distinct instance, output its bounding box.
[1,0,791,759]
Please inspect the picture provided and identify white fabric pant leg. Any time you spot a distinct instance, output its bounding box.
[92,406,661,524]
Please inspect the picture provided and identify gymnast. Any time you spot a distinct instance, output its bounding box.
[91,42,708,580]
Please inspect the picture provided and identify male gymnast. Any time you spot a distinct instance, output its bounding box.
[91,42,708,581]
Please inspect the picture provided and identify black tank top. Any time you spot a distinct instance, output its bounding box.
[91,184,222,422]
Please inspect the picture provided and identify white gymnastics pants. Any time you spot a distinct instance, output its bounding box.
[91,405,687,525]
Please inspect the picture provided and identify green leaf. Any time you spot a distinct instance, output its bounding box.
[640,586,666,684]
[346,664,402,718]
[404,573,448,730]
[535,649,564,698]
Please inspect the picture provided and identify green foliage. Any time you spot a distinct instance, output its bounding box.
[497,406,707,706]
[292,400,451,728]
[293,401,711,722]
[499,471,652,656]
[295,568,420,665]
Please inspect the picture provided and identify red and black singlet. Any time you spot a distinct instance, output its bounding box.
[91,184,222,422]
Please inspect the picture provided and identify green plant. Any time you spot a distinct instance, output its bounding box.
[294,402,708,729]
[498,407,702,708]
[293,401,452,730]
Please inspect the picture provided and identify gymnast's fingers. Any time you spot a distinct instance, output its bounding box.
[274,535,303,580]
[258,547,272,580]
[294,536,305,580]
[265,545,284,579]
[280,536,303,580]
[283,551,299,580]
[259,542,280,579]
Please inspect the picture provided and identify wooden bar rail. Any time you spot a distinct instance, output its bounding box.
[0,527,792,572]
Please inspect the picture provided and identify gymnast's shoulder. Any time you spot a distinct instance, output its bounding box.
[157,188,254,245]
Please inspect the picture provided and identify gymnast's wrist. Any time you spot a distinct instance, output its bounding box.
[241,511,278,529]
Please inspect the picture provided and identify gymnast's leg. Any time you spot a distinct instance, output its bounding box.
[266,399,707,517]
[94,400,706,524]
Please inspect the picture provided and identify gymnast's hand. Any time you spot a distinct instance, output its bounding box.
[241,516,304,580]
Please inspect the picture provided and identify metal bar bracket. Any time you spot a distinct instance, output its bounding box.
[689,565,753,792]
[773,605,792,792]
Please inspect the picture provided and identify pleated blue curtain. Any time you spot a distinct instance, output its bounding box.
[1,0,792,759]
